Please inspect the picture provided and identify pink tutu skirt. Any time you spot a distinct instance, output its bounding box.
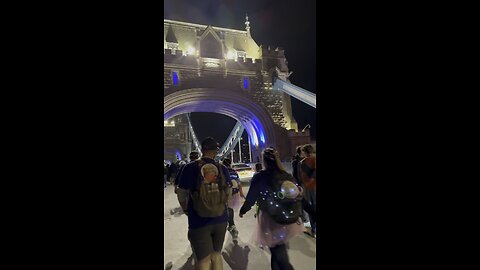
[250,210,306,248]
[228,193,242,210]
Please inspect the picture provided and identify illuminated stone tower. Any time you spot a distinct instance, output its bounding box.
[164,115,192,162]
[163,17,309,160]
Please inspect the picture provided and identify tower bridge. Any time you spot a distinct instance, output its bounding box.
[164,17,314,162]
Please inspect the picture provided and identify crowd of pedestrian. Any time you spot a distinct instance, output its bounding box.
[167,136,316,270]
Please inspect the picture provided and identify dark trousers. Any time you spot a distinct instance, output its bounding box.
[227,207,235,227]
[304,188,316,233]
[269,244,294,270]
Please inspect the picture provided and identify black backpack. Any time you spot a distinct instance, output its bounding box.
[258,171,303,225]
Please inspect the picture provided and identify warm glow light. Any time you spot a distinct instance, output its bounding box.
[227,51,235,59]
[164,120,175,127]
[187,46,195,55]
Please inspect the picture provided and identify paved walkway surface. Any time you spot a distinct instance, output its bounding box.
[163,169,317,270]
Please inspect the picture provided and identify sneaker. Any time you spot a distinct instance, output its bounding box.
[303,222,311,228]
[232,228,239,240]
[228,225,239,240]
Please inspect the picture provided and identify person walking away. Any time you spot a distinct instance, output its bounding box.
[177,137,232,270]
[291,146,303,183]
[166,163,171,185]
[174,150,200,194]
[169,162,179,184]
[164,162,168,188]
[239,148,305,270]
[222,158,245,242]
[254,163,262,173]
[299,144,316,238]
[291,145,311,226]
[174,160,186,189]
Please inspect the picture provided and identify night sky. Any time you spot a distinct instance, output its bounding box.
[164,0,316,144]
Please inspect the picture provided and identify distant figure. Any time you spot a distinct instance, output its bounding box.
[291,145,304,183]
[222,158,245,242]
[164,162,168,188]
[299,144,316,238]
[166,163,171,184]
[169,162,178,184]
[299,144,316,191]
[254,163,262,173]
[174,150,200,194]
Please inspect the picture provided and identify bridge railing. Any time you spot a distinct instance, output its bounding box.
[216,121,245,161]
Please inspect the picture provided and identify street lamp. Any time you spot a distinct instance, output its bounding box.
[302,124,311,132]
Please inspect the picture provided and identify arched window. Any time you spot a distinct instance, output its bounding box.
[200,33,223,59]
[172,71,179,86]
[237,51,246,61]
[243,76,249,90]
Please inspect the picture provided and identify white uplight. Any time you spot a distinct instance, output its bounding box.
[187,46,196,55]
[164,120,176,127]
[227,50,235,59]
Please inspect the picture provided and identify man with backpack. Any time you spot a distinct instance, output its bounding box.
[176,137,232,270]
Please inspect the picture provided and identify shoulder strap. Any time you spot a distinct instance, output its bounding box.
[193,159,206,191]
[197,159,206,167]
[216,162,227,189]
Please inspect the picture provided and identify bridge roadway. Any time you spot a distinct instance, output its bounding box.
[163,163,317,270]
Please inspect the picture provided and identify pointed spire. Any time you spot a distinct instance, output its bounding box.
[245,14,251,35]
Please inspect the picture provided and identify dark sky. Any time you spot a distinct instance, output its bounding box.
[165,0,316,144]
